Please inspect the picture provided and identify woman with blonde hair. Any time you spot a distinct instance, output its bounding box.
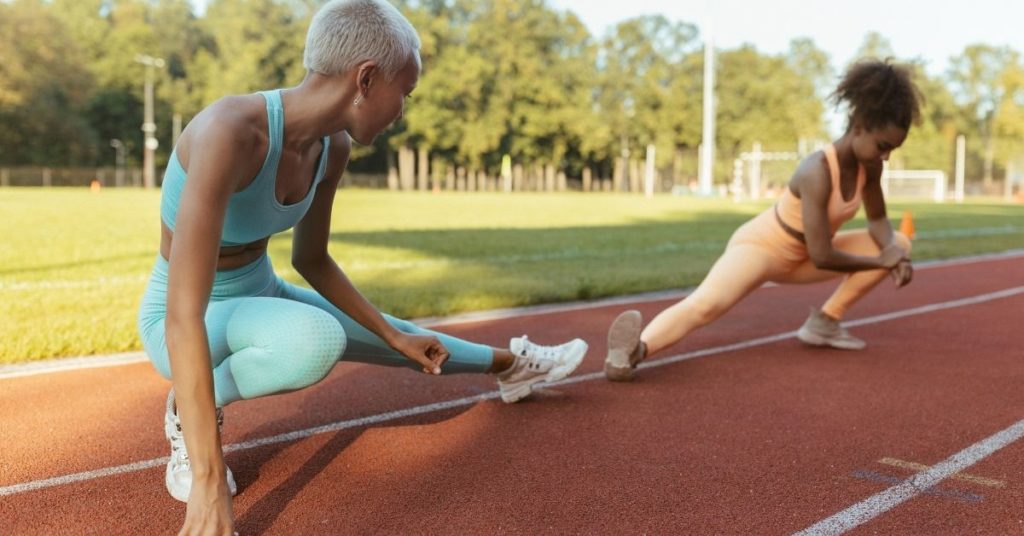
[138,1,586,532]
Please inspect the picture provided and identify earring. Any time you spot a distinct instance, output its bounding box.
[354,94,363,107]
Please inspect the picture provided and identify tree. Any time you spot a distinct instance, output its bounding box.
[401,0,600,178]
[854,32,896,62]
[594,15,700,184]
[948,44,1017,186]
[193,0,307,106]
[715,45,825,157]
[992,54,1024,173]
[896,63,960,176]
[786,37,834,102]
[0,0,97,165]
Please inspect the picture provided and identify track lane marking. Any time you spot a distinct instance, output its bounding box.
[3,249,1021,380]
[795,419,1024,535]
[3,285,1022,498]
[878,457,1005,488]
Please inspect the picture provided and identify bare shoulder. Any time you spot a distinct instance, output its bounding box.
[177,95,268,165]
[788,150,830,199]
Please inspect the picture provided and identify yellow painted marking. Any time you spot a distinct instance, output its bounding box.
[879,457,1006,488]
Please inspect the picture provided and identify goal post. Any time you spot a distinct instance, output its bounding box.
[731,142,800,200]
[881,168,947,202]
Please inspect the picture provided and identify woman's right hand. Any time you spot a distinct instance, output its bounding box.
[890,259,914,288]
[389,332,450,375]
[878,243,907,269]
[179,476,235,536]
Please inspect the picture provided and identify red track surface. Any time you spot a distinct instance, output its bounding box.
[2,254,1022,535]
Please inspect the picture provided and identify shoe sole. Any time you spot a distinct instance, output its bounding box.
[499,339,589,403]
[604,310,642,382]
[797,328,866,351]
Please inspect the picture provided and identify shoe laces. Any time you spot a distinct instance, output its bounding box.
[518,336,562,366]
[168,417,190,469]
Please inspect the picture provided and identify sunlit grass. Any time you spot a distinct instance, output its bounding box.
[1,187,1021,363]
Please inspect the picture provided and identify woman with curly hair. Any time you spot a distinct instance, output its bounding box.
[605,59,921,381]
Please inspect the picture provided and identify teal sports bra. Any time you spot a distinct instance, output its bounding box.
[160,90,331,246]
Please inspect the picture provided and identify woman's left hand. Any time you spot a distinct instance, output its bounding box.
[890,259,913,288]
[390,332,450,375]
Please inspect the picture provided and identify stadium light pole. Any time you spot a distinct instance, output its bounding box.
[699,17,715,197]
[135,54,165,189]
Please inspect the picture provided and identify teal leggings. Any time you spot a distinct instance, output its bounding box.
[137,255,493,406]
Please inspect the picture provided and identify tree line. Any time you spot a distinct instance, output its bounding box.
[2,0,1022,191]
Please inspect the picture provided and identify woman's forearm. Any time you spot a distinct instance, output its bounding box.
[297,259,401,346]
[811,248,887,272]
[165,316,226,478]
[868,218,897,250]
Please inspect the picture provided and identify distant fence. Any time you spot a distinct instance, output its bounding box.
[0,165,699,194]
[0,167,143,188]
[0,168,403,189]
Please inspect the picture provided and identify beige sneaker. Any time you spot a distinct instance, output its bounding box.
[496,336,588,403]
[796,308,866,350]
[164,389,238,502]
[604,310,644,381]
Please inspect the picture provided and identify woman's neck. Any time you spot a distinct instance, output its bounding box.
[279,73,355,148]
[832,134,858,172]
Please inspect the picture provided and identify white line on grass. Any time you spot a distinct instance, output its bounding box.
[0,274,148,291]
[3,228,1019,292]
[2,284,1022,498]
[793,419,1024,535]
[3,249,1021,380]
[0,352,149,380]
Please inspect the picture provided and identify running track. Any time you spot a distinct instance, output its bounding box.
[1,252,1022,535]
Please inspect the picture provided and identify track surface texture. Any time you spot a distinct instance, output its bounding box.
[2,252,1022,535]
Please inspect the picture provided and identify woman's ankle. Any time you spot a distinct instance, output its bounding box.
[631,341,648,365]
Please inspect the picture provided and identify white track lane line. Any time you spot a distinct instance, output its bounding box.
[2,285,1022,498]
[794,419,1024,535]
[2,249,1021,380]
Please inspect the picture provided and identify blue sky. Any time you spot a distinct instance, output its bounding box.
[548,0,1023,76]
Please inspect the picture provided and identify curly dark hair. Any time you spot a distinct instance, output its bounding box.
[831,58,923,131]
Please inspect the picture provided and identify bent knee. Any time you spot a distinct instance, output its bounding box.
[138,321,173,380]
[894,231,912,254]
[271,311,347,388]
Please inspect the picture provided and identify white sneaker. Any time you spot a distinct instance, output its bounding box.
[164,389,238,502]
[496,336,588,403]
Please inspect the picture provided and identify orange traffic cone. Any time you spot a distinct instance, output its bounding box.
[899,210,915,239]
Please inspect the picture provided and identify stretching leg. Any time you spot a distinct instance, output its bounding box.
[275,279,505,374]
[641,245,792,355]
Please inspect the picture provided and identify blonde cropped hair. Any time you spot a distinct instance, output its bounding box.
[303,0,421,80]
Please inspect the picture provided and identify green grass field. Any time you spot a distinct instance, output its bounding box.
[1,187,1021,363]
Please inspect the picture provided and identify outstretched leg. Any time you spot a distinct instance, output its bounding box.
[642,244,785,355]
[275,279,587,402]
[605,243,793,381]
